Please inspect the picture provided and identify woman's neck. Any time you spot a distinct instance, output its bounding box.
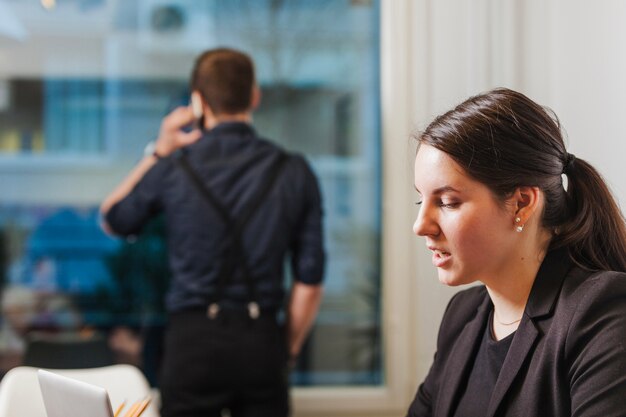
[486,249,546,340]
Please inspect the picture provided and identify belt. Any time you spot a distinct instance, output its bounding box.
[172,304,280,320]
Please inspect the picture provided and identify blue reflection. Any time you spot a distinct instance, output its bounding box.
[0,0,381,387]
[25,208,118,293]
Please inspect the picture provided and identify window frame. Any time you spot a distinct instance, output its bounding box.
[0,1,418,414]
[292,1,418,415]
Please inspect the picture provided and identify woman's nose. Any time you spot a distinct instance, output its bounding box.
[413,204,438,237]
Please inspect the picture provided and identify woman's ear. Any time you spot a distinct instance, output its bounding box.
[512,186,543,224]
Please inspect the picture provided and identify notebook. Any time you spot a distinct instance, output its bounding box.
[37,369,114,417]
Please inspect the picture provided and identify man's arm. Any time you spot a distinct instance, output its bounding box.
[286,282,323,361]
[286,157,325,362]
[99,155,158,234]
[100,106,202,233]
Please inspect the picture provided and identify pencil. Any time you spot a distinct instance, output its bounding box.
[130,397,152,417]
[113,400,126,417]
[122,401,140,417]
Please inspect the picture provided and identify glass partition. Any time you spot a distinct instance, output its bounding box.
[0,0,380,387]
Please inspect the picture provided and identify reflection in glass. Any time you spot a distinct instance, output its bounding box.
[0,0,380,386]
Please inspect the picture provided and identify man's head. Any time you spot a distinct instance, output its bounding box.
[190,48,257,117]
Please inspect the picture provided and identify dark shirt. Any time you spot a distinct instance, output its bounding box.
[106,122,325,312]
[452,312,514,417]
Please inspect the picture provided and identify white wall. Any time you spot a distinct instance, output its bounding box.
[398,1,626,413]
[548,1,626,200]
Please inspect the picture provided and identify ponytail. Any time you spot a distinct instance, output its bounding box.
[553,157,626,272]
[417,88,626,273]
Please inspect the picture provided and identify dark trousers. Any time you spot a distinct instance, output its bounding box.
[160,310,290,417]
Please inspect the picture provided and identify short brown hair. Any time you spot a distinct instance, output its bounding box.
[190,48,255,115]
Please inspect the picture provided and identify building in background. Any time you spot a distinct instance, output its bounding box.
[0,0,381,388]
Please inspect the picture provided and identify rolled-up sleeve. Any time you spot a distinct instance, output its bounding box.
[290,158,325,285]
[105,161,167,237]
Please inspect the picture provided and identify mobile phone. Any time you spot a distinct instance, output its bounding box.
[190,92,205,130]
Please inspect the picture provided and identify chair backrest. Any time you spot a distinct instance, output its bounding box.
[0,367,45,417]
[0,365,159,417]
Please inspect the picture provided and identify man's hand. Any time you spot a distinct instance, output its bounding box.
[100,105,203,232]
[154,106,203,157]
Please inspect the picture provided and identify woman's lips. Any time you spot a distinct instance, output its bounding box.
[430,248,451,267]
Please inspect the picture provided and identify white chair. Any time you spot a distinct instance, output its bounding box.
[0,364,159,417]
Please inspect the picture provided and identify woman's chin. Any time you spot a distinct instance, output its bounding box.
[437,271,468,287]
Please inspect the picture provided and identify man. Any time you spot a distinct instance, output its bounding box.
[100,48,325,417]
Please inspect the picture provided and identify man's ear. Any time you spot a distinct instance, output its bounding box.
[512,186,543,224]
[250,85,261,111]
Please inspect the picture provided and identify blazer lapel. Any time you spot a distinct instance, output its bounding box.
[486,316,539,417]
[436,296,490,417]
[486,249,572,417]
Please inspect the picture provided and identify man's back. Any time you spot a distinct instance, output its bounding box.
[105,121,324,312]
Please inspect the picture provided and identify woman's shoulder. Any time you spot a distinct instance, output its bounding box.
[561,267,626,305]
[557,268,626,343]
[586,268,626,282]
[554,268,626,401]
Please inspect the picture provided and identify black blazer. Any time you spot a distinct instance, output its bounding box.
[407,249,626,417]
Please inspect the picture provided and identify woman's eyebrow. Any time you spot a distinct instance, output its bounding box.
[433,185,461,195]
[415,185,460,195]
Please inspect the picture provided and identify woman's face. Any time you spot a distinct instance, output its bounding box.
[413,145,519,286]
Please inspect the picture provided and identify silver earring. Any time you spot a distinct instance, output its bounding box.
[515,217,523,233]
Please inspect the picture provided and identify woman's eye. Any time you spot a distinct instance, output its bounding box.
[415,201,423,206]
[439,201,460,209]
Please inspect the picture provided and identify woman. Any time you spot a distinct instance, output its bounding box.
[407,88,626,417]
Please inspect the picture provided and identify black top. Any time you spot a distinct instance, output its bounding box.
[452,312,514,417]
[106,122,325,312]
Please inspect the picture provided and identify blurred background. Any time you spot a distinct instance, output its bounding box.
[0,0,381,386]
[1,1,625,416]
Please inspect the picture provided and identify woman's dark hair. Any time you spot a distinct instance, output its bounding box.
[416,87,626,272]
